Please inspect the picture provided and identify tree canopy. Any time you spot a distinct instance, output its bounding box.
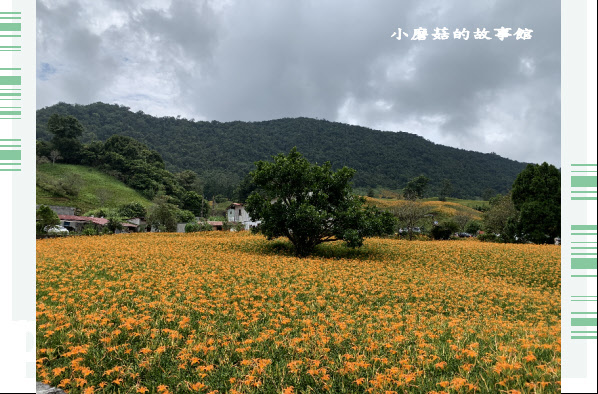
[403,175,430,200]
[511,162,561,244]
[245,148,396,256]
[47,114,85,163]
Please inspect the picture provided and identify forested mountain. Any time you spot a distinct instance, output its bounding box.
[36,102,528,199]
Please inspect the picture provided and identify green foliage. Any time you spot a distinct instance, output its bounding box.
[430,220,459,240]
[511,163,561,244]
[36,171,84,198]
[465,220,482,235]
[181,191,208,217]
[403,175,430,200]
[146,195,179,232]
[452,214,474,232]
[47,114,84,163]
[223,221,246,232]
[478,232,500,242]
[390,200,431,240]
[176,209,196,223]
[98,135,184,200]
[482,188,497,201]
[175,170,203,194]
[234,174,259,203]
[483,193,518,238]
[84,207,116,218]
[438,179,453,201]
[81,224,98,236]
[118,202,147,218]
[185,221,214,233]
[36,205,60,234]
[245,148,396,256]
[106,217,124,233]
[36,102,529,199]
[36,164,152,212]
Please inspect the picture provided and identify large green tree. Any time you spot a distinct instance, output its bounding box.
[246,148,396,256]
[391,200,431,240]
[511,162,561,244]
[36,205,60,234]
[403,175,430,200]
[47,114,85,163]
[483,193,519,242]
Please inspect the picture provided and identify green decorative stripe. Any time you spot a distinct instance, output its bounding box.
[0,68,20,70]
[0,168,21,171]
[572,318,598,326]
[0,76,20,85]
[572,336,597,339]
[0,163,20,165]
[0,12,21,14]
[572,164,598,166]
[0,35,21,37]
[573,253,598,255]
[0,93,21,96]
[572,197,598,200]
[572,275,598,277]
[571,258,597,269]
[0,150,21,160]
[571,225,597,230]
[572,232,598,235]
[0,139,21,141]
[572,176,598,187]
[0,23,20,31]
[0,145,21,147]
[572,190,598,193]
[0,111,20,115]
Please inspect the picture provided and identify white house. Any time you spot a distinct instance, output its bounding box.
[226,203,261,230]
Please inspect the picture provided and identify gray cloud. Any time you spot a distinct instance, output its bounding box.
[37,0,561,166]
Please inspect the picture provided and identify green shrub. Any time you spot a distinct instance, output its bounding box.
[478,233,500,242]
[176,209,196,223]
[185,221,213,233]
[81,224,98,235]
[430,220,459,240]
[118,202,147,218]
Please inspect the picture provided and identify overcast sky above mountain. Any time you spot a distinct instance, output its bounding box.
[36,0,561,166]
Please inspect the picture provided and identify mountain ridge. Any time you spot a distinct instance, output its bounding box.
[36,102,529,199]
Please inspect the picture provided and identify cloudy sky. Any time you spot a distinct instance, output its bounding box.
[36,0,561,166]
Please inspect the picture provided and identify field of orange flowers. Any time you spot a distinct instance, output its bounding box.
[37,233,560,393]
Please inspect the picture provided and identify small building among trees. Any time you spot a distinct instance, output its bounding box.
[226,203,261,230]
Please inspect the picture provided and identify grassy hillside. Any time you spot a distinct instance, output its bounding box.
[36,164,152,212]
[365,196,484,221]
